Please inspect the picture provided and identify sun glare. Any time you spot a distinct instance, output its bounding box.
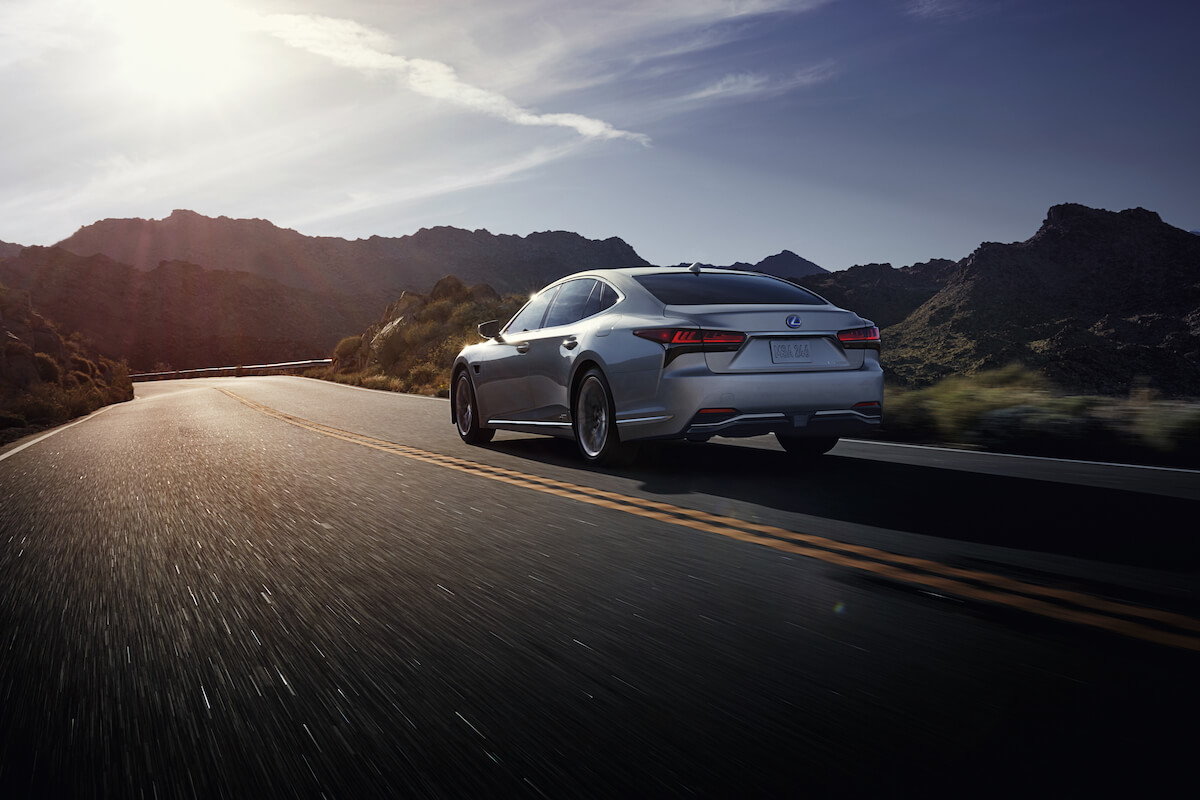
[110,0,257,109]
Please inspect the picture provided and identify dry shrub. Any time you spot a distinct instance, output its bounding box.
[71,356,98,378]
[362,374,403,392]
[34,353,61,384]
[8,385,65,424]
[65,386,105,417]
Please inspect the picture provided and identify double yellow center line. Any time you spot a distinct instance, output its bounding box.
[220,388,1200,652]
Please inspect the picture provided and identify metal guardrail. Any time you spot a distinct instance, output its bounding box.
[131,359,333,381]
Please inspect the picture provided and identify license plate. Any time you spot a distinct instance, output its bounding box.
[770,340,812,363]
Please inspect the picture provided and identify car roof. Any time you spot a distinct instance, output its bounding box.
[555,266,778,284]
[541,266,800,299]
[608,266,757,277]
[528,266,834,313]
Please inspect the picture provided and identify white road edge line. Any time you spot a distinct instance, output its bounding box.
[843,437,1200,475]
[0,405,114,463]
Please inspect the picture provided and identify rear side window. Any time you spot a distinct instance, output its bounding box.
[582,281,619,319]
[543,279,598,328]
[504,286,559,333]
[633,273,827,305]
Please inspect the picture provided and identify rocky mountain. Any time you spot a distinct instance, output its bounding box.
[755,250,827,279]
[0,240,23,259]
[879,204,1200,396]
[56,210,648,296]
[794,259,957,329]
[0,247,379,371]
[11,203,1199,397]
[678,249,827,280]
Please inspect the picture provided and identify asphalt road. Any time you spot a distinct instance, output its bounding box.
[2,376,1198,798]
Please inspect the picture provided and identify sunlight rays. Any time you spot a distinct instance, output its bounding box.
[108,0,259,109]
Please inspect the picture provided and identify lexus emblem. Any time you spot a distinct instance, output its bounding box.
[785,315,803,329]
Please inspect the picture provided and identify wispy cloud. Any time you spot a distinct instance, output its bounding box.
[904,0,971,21]
[790,61,839,87]
[369,1,836,99]
[252,13,651,145]
[290,142,584,233]
[680,61,836,105]
[686,72,772,103]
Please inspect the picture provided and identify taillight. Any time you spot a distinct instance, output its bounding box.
[633,328,746,348]
[837,326,880,350]
[634,328,746,365]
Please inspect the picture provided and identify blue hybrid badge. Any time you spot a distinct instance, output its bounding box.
[785,315,803,329]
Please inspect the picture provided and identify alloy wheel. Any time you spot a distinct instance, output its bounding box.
[577,375,609,458]
[455,374,474,436]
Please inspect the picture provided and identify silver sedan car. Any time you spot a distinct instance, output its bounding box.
[451,266,883,464]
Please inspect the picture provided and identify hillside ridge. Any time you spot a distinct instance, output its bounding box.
[56,210,649,296]
[6,203,1198,396]
[876,203,1200,394]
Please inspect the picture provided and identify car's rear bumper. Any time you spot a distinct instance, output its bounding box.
[613,356,884,442]
[679,406,882,440]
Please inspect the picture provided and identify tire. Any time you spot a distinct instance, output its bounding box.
[454,370,494,445]
[573,368,635,466]
[776,434,838,457]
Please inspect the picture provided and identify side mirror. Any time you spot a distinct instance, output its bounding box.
[477,320,501,340]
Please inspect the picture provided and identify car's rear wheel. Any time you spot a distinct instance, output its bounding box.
[454,370,494,445]
[573,368,635,466]
[776,434,838,457]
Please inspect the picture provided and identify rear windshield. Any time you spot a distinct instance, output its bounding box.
[633,272,828,306]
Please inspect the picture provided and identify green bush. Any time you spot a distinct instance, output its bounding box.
[1132,404,1200,454]
[885,366,1048,442]
[875,367,1200,467]
[967,363,1049,390]
[881,387,938,441]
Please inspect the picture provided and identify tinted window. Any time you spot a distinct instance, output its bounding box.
[504,286,559,333]
[599,282,619,312]
[633,273,827,305]
[543,279,598,328]
[582,280,619,319]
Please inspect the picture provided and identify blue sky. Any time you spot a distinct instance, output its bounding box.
[0,0,1196,270]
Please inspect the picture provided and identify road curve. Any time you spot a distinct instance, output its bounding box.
[2,376,1198,798]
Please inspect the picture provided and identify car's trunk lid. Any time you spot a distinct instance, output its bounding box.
[664,304,873,374]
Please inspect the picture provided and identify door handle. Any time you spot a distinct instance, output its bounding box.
[515,342,530,354]
[562,337,578,350]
